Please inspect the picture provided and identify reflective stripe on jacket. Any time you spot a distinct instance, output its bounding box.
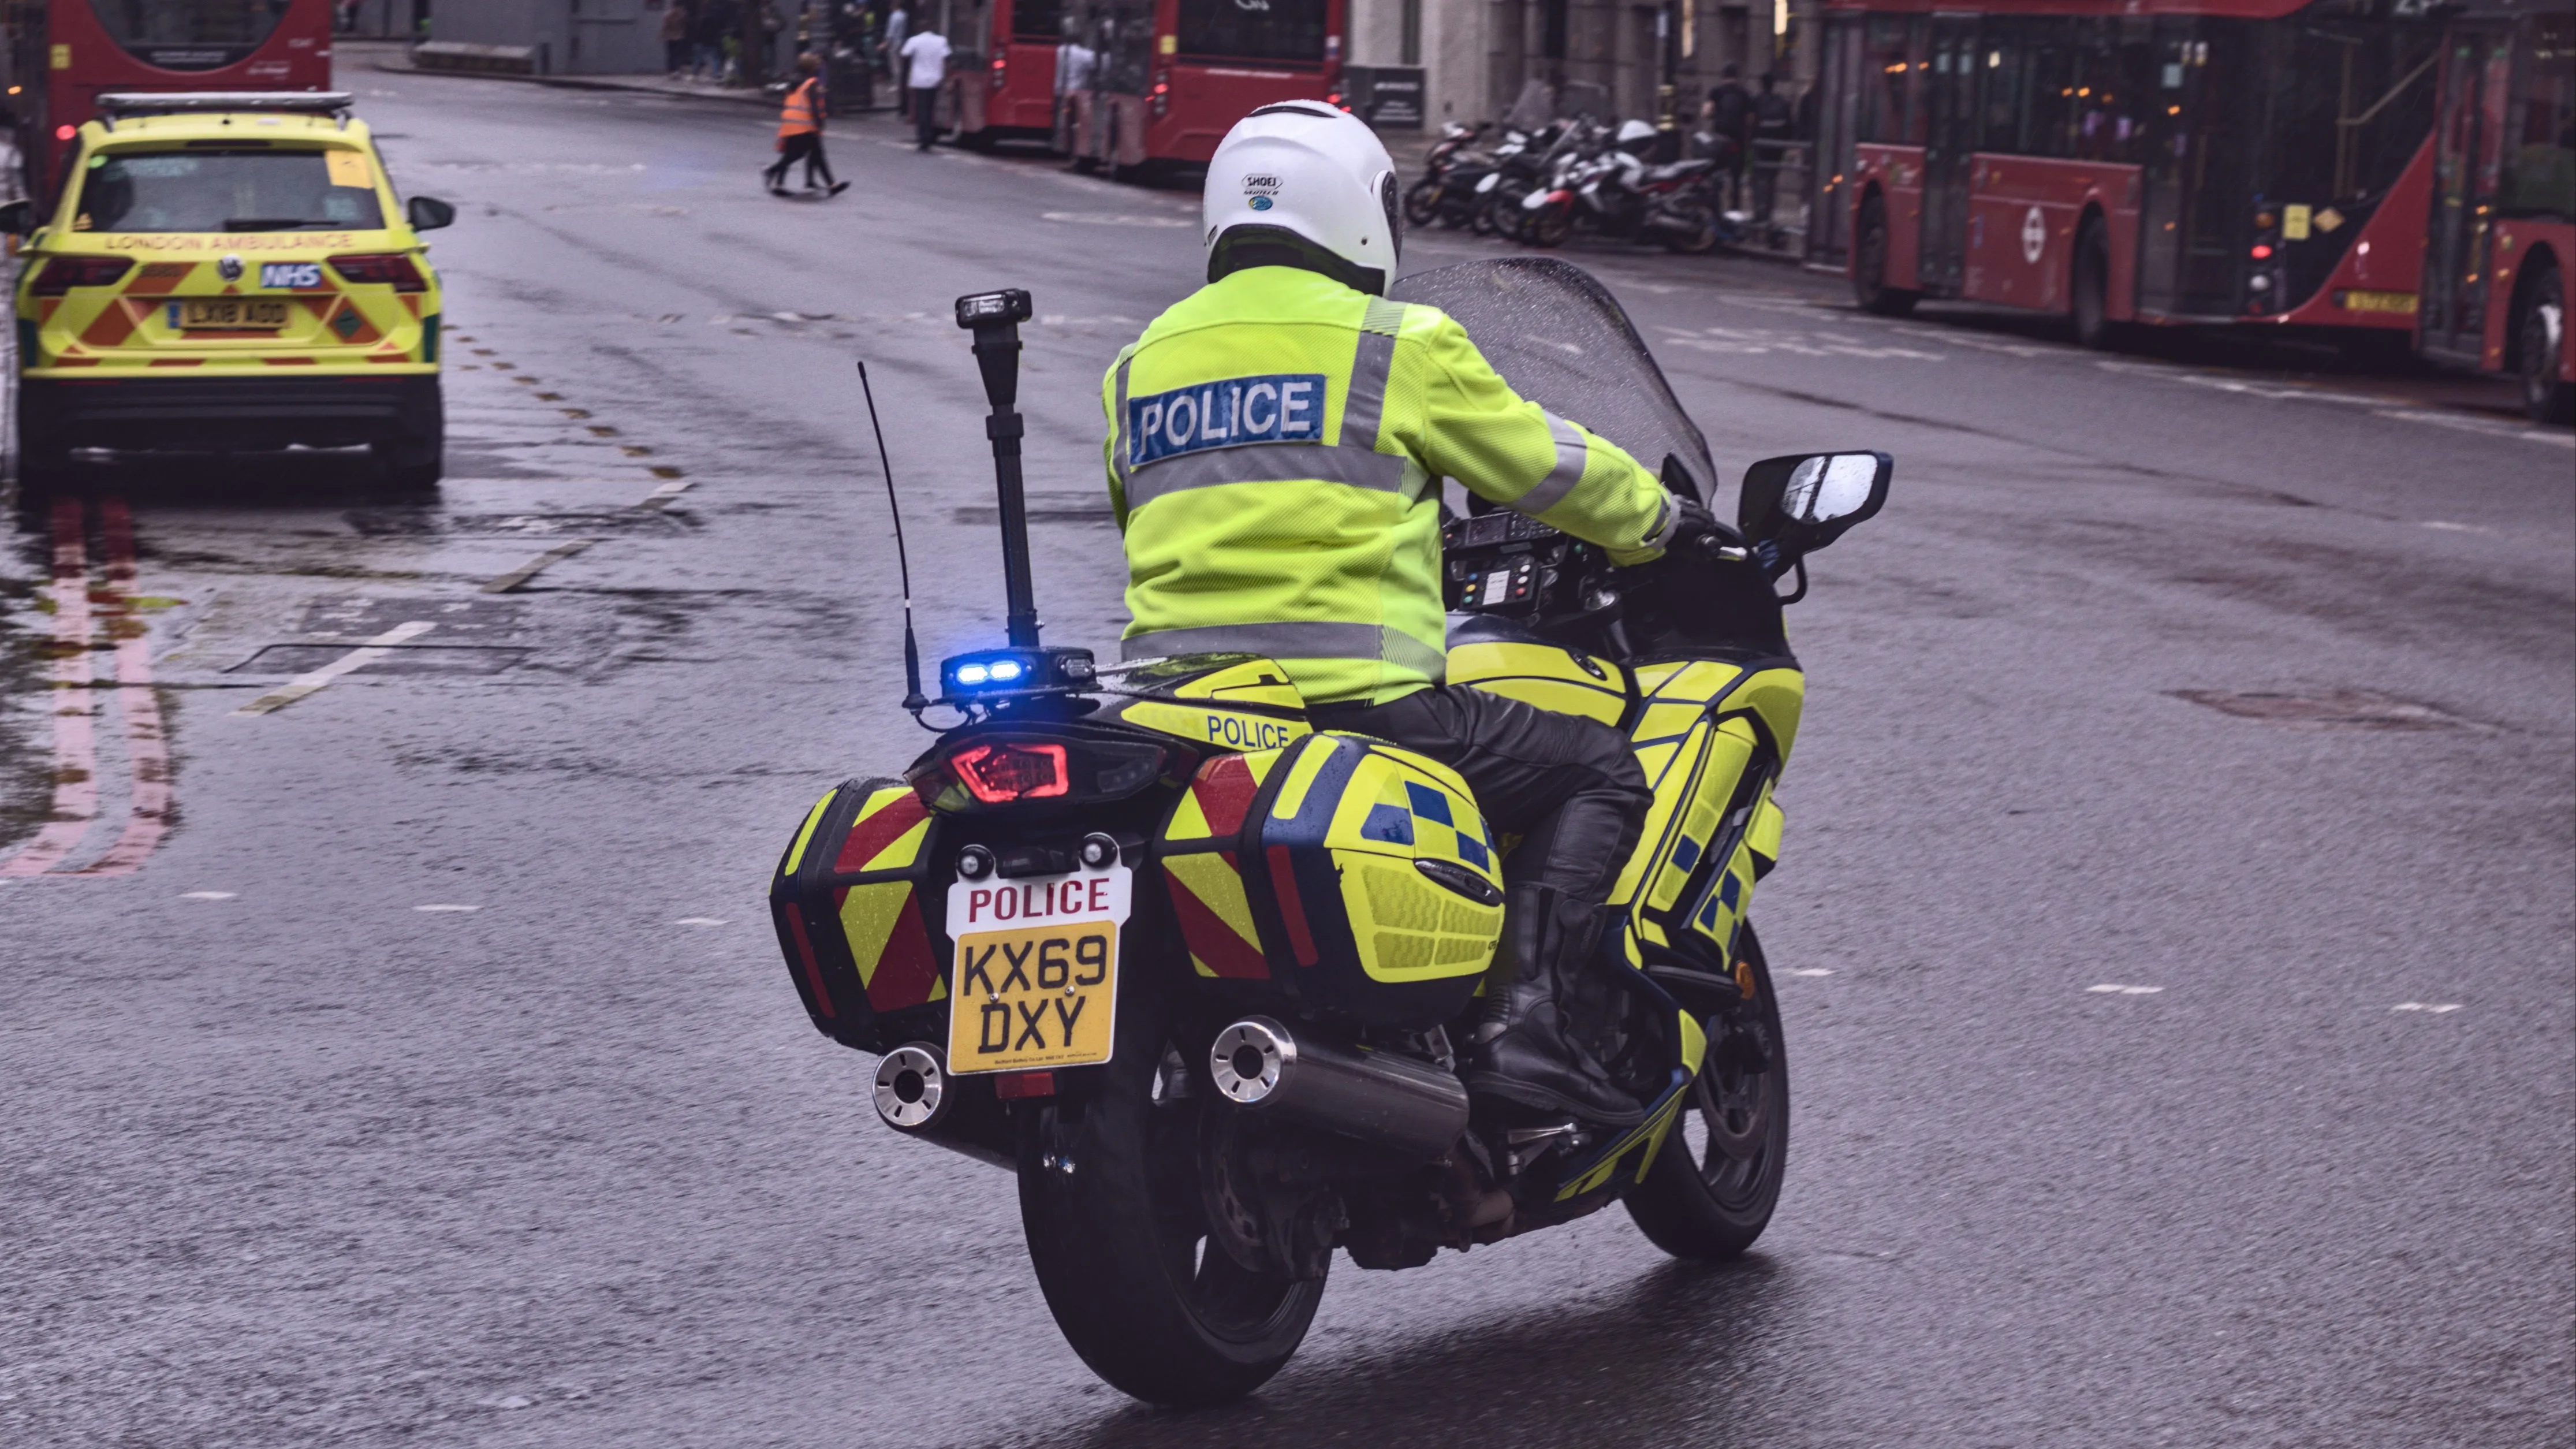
[1101,266,1675,706]
[778,79,822,136]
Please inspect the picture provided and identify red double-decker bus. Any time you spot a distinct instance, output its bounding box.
[2419,0,2571,421]
[1809,0,2444,351]
[1037,0,1345,173]
[3,0,333,203]
[949,0,1073,147]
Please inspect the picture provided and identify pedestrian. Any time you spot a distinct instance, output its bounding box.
[690,0,733,81]
[900,24,949,151]
[884,4,911,118]
[1750,72,1794,223]
[661,1,693,78]
[765,53,849,195]
[1702,63,1751,210]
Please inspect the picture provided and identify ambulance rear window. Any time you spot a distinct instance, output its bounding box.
[77,149,382,233]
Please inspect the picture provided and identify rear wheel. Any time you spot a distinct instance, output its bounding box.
[1403,177,1443,227]
[2519,263,2573,424]
[1017,989,1322,1404]
[372,433,442,491]
[1526,199,1574,249]
[1658,202,1722,255]
[1854,193,1918,317]
[1623,923,1790,1260]
[2071,217,2122,350]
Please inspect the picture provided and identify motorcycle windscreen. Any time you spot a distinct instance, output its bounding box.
[1389,257,1717,504]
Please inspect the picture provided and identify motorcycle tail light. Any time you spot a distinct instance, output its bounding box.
[29,256,133,294]
[329,252,428,292]
[952,742,1069,803]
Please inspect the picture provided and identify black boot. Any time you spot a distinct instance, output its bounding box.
[1466,885,1644,1126]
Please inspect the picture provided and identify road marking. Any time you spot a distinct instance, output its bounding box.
[415,903,481,913]
[675,917,728,925]
[2421,520,2492,533]
[232,620,437,716]
[73,498,172,877]
[2087,984,2164,994]
[1785,967,1834,977]
[0,500,102,879]
[2372,408,2575,448]
[480,539,597,594]
[2392,1001,2464,1014]
[638,478,694,509]
[181,891,237,900]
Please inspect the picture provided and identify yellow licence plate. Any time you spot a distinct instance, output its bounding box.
[944,868,1129,1074]
[2336,289,2418,315]
[175,299,289,330]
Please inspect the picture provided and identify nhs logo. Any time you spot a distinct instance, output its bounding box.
[1127,373,1325,469]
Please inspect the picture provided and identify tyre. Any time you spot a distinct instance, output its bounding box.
[1017,985,1323,1404]
[1526,200,1574,249]
[1854,193,1918,317]
[2519,263,2573,425]
[1657,203,1722,255]
[2071,216,2122,351]
[372,433,442,491]
[1403,176,1442,228]
[1471,191,1501,235]
[1623,922,1790,1260]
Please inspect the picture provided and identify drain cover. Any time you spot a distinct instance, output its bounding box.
[2171,689,2470,731]
[295,596,527,640]
[231,645,530,677]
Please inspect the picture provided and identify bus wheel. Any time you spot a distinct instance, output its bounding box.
[1854,195,1917,317]
[2520,265,2573,425]
[2071,218,2123,351]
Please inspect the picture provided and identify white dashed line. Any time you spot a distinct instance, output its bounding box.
[675,917,728,926]
[232,621,437,717]
[638,478,694,510]
[1784,967,1834,977]
[180,891,237,900]
[415,903,482,913]
[2087,984,2164,995]
[2392,1001,2465,1014]
[481,538,597,594]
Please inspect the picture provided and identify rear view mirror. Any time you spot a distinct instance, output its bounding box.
[0,199,33,236]
[1737,450,1891,554]
[407,195,456,232]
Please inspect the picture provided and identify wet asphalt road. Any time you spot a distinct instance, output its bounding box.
[1,72,2570,1449]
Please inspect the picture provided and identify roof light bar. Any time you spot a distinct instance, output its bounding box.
[95,91,355,117]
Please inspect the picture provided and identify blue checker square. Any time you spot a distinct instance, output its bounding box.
[1455,835,1490,869]
[1362,803,1415,845]
[1404,781,1453,826]
[1672,835,1702,869]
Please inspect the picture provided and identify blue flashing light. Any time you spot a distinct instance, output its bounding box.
[956,662,991,686]
[988,659,1024,682]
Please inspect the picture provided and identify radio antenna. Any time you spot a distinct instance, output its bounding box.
[856,360,931,722]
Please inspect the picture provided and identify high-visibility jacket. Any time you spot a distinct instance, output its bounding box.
[1101,265,1675,705]
[778,79,823,137]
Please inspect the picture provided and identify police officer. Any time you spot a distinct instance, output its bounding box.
[1102,102,1698,1127]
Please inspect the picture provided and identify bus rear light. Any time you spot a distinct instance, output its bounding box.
[991,52,1006,89]
[329,253,428,292]
[53,124,73,141]
[29,256,133,295]
[2249,244,2273,260]
[1151,69,1170,117]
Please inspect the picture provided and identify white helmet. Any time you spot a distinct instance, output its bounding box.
[1203,100,1401,295]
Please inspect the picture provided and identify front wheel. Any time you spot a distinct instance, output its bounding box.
[2519,265,2573,424]
[1623,923,1790,1260]
[1017,990,1322,1404]
[1403,176,1443,227]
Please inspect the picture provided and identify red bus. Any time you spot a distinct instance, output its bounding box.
[2420,0,2572,422]
[950,0,1073,147]
[1809,0,2444,351]
[3,0,333,204]
[1041,0,1346,173]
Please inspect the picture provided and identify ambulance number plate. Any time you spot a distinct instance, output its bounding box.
[944,865,1129,1074]
[174,299,289,330]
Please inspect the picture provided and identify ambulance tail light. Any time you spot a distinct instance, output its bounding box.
[29,256,133,295]
[329,252,428,292]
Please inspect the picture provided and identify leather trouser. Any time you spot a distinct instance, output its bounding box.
[1307,684,1650,903]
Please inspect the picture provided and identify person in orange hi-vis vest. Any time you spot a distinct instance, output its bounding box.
[765,54,849,198]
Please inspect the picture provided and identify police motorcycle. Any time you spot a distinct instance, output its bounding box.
[767,258,1890,1406]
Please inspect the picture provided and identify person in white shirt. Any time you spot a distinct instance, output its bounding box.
[882,6,910,117]
[899,28,952,151]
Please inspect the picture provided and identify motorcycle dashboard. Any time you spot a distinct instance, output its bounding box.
[1443,510,1572,614]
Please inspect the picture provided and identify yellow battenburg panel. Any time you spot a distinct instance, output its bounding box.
[1340,858,1500,982]
[838,881,915,989]
[1749,796,1786,867]
[782,789,836,875]
[1172,658,1308,710]
[1269,734,1343,820]
[1121,699,1308,754]
[1163,852,1261,978]
[1449,640,1630,726]
[1733,668,1807,762]
[1612,722,1709,910]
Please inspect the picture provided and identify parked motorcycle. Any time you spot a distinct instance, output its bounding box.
[1403,121,1489,229]
[769,259,1891,1405]
[1520,118,1732,254]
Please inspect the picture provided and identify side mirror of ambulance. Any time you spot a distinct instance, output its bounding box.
[0,200,33,237]
[1736,451,1891,559]
[407,195,456,232]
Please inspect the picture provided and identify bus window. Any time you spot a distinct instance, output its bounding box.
[1855,13,1918,145]
[2502,12,2572,219]
[1177,0,1328,64]
[1014,0,1066,43]
[1978,23,2025,155]
[2257,14,2440,211]
[88,0,294,71]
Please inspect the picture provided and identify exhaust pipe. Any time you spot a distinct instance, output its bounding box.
[1208,1016,1469,1159]
[872,1043,1015,1169]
